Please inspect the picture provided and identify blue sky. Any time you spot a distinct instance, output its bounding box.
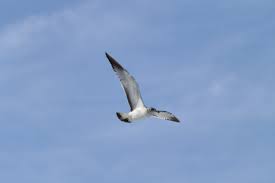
[0,0,275,182]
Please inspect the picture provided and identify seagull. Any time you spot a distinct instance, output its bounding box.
[106,53,180,123]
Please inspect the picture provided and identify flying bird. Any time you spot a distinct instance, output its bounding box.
[106,53,180,123]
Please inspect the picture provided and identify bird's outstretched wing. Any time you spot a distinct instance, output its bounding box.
[150,109,180,123]
[106,53,144,111]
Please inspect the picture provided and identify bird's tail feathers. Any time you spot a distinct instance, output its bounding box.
[116,112,131,123]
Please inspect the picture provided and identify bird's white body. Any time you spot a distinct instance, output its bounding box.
[128,106,148,121]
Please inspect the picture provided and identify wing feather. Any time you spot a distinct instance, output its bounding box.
[150,110,180,123]
[106,53,144,111]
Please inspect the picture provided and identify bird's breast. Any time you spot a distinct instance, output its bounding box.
[128,107,148,121]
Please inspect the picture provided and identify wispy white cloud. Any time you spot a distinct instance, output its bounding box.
[0,1,142,59]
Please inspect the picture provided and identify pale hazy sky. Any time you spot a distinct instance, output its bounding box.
[0,0,274,182]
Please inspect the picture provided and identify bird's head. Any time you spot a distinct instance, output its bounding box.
[148,107,157,112]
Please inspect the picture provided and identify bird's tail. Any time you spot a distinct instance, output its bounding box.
[116,112,131,123]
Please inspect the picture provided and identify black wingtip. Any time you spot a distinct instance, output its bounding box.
[105,52,115,67]
[105,52,124,70]
[172,117,180,123]
[105,52,111,60]
[175,118,181,123]
[171,114,181,122]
